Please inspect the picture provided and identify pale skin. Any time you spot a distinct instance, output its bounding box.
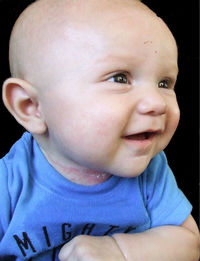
[2,0,200,260]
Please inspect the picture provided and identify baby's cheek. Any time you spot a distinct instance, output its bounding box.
[95,120,114,136]
[163,106,180,147]
[169,106,180,132]
[78,117,119,154]
[92,108,124,135]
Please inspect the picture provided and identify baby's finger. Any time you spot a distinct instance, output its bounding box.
[58,240,74,261]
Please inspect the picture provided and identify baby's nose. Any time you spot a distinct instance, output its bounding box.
[136,90,167,116]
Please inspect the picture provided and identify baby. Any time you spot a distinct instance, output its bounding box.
[0,0,199,260]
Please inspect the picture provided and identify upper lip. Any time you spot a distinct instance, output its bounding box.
[123,129,163,138]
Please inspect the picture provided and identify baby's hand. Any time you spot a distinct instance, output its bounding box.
[58,235,126,261]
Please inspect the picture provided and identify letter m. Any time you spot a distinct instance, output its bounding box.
[13,232,36,257]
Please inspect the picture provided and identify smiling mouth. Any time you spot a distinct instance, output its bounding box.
[125,132,157,141]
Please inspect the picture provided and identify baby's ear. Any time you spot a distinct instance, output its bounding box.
[2,78,47,134]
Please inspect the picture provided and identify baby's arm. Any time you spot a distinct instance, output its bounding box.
[59,215,199,261]
[113,215,200,261]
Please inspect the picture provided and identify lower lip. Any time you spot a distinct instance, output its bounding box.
[123,133,156,150]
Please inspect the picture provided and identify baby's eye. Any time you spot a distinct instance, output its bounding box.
[158,80,169,89]
[108,73,128,84]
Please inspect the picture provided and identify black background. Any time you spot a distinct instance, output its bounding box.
[142,0,199,225]
[0,0,199,224]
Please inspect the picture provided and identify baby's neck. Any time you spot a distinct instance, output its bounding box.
[57,166,111,185]
[41,148,111,186]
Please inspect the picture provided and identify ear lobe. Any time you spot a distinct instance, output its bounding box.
[2,78,47,134]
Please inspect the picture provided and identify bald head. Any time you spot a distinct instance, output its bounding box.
[9,0,170,88]
[4,0,179,168]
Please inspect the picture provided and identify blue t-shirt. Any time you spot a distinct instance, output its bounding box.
[0,132,192,260]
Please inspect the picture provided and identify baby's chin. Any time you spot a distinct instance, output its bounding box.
[104,161,152,180]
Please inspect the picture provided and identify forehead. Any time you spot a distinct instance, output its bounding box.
[50,3,177,59]
[10,0,177,84]
[14,0,158,45]
[35,0,175,53]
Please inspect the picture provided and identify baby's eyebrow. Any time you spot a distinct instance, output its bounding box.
[96,54,178,73]
[97,53,129,61]
[162,63,179,77]
[95,53,144,68]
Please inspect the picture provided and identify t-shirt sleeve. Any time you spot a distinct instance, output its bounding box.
[143,151,192,228]
[0,159,11,241]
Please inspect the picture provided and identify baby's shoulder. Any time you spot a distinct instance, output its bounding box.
[0,132,33,186]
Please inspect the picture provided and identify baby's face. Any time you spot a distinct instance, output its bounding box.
[27,1,180,180]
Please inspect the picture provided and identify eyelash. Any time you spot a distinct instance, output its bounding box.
[108,73,174,90]
[108,73,129,84]
[158,79,171,89]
